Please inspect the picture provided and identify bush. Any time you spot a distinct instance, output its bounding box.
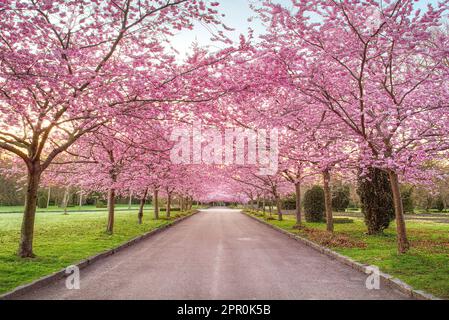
[357,167,394,234]
[333,218,354,224]
[331,185,350,212]
[37,195,48,208]
[401,186,414,214]
[282,193,296,210]
[96,200,106,208]
[85,197,96,205]
[303,186,325,222]
[36,189,48,208]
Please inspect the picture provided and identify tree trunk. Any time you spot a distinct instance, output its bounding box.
[388,170,410,254]
[128,192,133,210]
[154,189,159,220]
[62,187,70,215]
[262,198,266,215]
[18,165,41,258]
[323,169,333,232]
[79,192,83,207]
[106,188,115,234]
[276,196,283,221]
[166,191,171,219]
[138,188,148,224]
[295,182,302,226]
[46,187,51,209]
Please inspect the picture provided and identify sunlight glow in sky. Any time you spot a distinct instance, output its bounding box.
[169,0,444,60]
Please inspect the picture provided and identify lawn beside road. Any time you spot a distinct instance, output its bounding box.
[0,209,192,295]
[0,204,145,213]
[245,210,449,299]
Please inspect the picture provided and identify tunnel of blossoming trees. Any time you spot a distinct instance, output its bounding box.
[0,0,448,296]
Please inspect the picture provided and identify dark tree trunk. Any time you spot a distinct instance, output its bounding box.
[138,188,148,224]
[388,170,410,254]
[166,191,171,218]
[19,164,41,258]
[295,182,302,226]
[154,189,159,220]
[106,188,115,234]
[323,169,333,232]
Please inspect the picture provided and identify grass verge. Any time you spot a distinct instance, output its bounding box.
[0,209,193,294]
[0,204,149,213]
[245,210,449,299]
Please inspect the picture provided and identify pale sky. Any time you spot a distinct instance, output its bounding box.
[169,0,444,60]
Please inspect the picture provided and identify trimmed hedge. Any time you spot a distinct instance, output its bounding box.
[303,186,325,222]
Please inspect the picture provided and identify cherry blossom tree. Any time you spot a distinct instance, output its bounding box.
[258,0,449,253]
[0,0,228,257]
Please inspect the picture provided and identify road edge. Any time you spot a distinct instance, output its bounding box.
[0,210,199,300]
[241,211,442,301]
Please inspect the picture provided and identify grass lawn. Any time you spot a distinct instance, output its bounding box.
[0,208,192,295]
[0,204,147,213]
[246,211,449,299]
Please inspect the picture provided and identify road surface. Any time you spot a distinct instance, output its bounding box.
[17,208,408,300]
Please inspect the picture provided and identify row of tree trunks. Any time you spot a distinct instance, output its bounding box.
[179,196,193,211]
[16,168,411,258]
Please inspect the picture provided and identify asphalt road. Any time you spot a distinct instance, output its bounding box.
[18,208,408,300]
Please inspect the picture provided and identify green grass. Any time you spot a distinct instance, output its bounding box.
[0,204,149,213]
[247,211,449,299]
[0,208,192,294]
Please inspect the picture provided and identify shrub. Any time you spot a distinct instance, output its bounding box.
[37,195,48,208]
[96,200,106,208]
[357,167,394,234]
[331,185,350,212]
[333,218,354,224]
[282,193,296,210]
[400,186,414,214]
[303,186,325,222]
